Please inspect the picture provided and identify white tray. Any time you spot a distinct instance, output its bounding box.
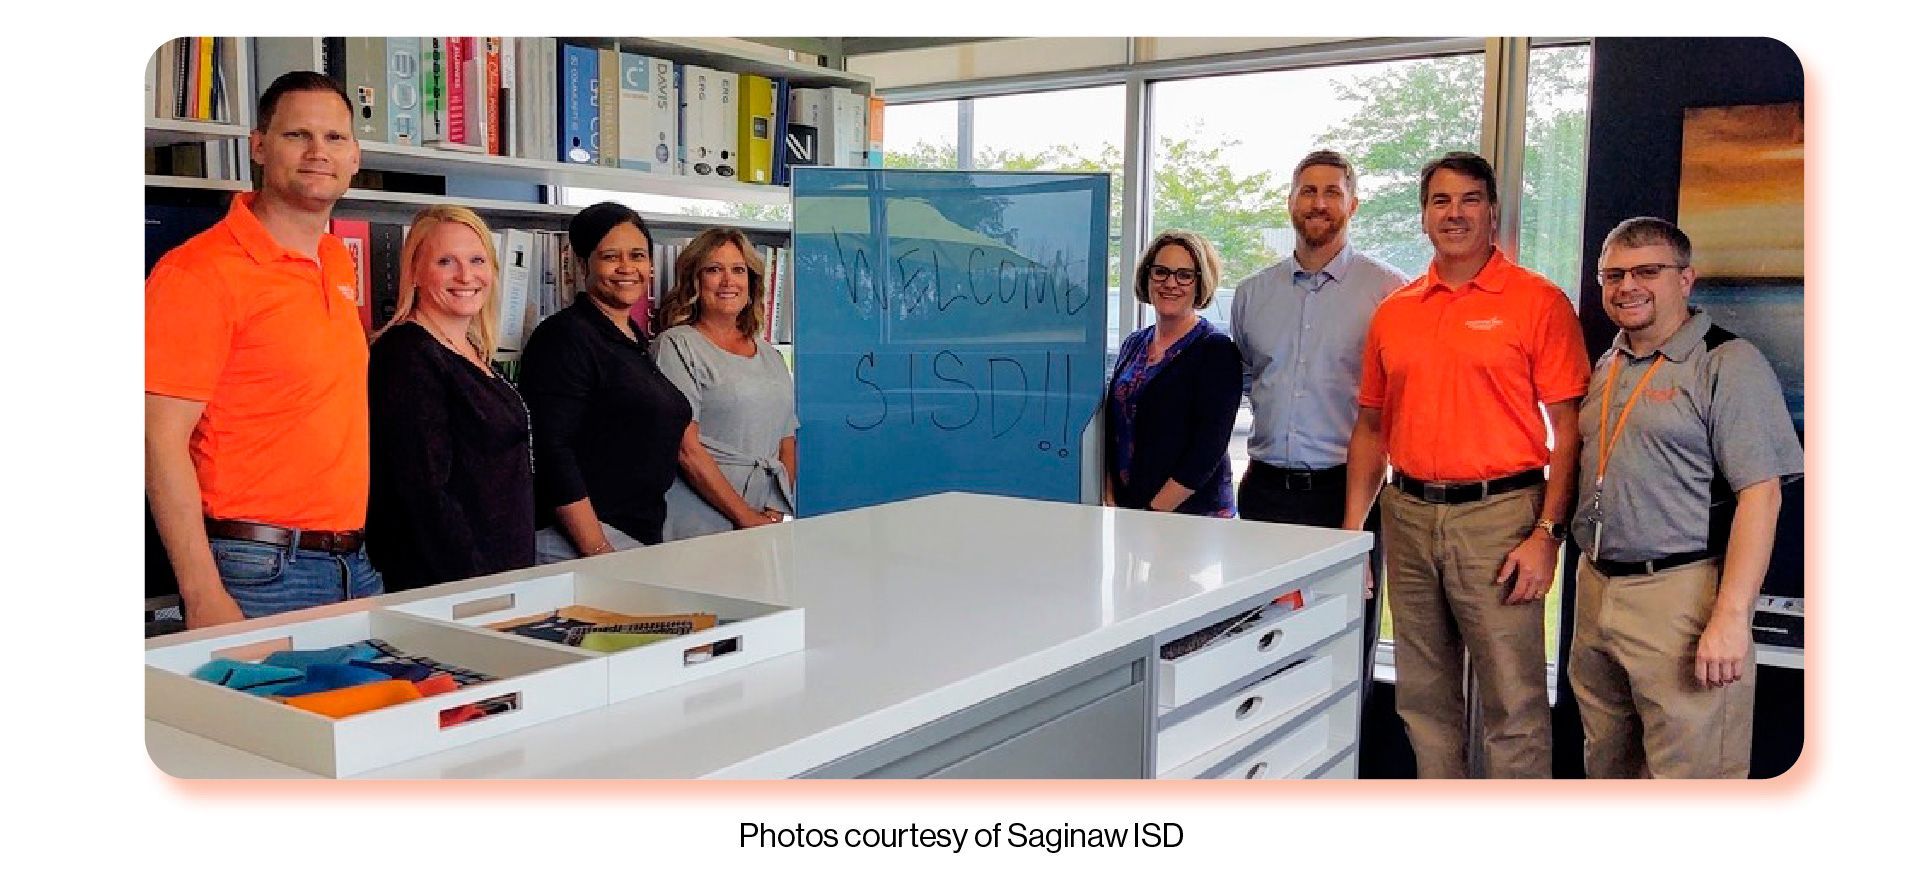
[145,609,607,777]
[389,571,805,703]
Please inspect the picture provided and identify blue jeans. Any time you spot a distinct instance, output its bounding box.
[209,536,386,619]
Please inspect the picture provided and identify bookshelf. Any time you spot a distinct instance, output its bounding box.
[145,36,835,352]
[143,36,878,231]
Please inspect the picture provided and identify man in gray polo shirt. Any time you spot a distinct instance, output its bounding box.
[1230,150,1408,691]
[1569,217,1803,778]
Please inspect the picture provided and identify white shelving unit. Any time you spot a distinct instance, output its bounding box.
[143,36,877,232]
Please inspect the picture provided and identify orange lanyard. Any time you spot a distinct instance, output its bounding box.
[1589,352,1663,552]
[1595,352,1664,484]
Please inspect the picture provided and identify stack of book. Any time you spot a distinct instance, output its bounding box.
[315,38,884,182]
[151,37,237,122]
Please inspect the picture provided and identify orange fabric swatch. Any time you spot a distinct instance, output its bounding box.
[281,680,423,719]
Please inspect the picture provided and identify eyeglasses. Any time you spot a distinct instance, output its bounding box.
[1148,265,1198,286]
[1597,263,1687,287]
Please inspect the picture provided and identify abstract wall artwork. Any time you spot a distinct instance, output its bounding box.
[1677,101,1804,427]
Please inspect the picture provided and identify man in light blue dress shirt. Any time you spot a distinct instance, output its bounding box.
[1229,150,1409,696]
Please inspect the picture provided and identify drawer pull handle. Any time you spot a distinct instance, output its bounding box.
[1235,696,1263,720]
[1245,761,1269,779]
[1257,629,1282,652]
[684,636,741,666]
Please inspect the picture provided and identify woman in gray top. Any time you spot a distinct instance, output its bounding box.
[651,227,798,540]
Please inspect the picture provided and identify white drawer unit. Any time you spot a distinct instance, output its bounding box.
[1151,554,1369,780]
[390,571,805,703]
[145,609,608,777]
[1161,689,1361,780]
[1217,712,1329,780]
[1156,652,1336,775]
[1156,590,1351,708]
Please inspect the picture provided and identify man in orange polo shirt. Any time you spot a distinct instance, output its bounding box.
[1341,151,1589,778]
[146,71,383,629]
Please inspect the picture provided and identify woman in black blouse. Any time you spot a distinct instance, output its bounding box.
[519,202,693,560]
[366,205,535,592]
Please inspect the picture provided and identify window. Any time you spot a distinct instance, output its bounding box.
[1148,53,1486,488]
[1517,44,1593,300]
[881,99,959,168]
[559,188,791,225]
[885,88,1128,351]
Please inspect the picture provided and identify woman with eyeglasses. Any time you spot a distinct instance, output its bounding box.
[651,227,798,540]
[1103,230,1242,517]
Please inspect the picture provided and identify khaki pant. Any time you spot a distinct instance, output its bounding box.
[1569,557,1755,778]
[1383,484,1550,778]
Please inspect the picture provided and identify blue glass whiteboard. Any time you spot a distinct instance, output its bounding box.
[791,168,1111,516]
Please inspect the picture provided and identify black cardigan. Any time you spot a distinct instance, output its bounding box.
[517,298,691,545]
[1103,324,1244,515]
[366,322,536,591]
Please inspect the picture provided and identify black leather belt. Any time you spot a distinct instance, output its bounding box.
[1248,460,1345,491]
[206,518,365,554]
[1392,468,1543,504]
[1589,549,1716,577]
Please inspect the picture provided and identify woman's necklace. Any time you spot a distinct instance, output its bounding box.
[417,318,485,370]
[414,319,535,478]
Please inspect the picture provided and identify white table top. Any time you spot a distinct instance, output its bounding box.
[147,493,1372,779]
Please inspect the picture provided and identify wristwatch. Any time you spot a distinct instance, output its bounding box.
[1535,519,1568,540]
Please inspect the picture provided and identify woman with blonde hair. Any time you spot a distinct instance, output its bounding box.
[365,205,535,590]
[1102,229,1242,517]
[652,227,797,540]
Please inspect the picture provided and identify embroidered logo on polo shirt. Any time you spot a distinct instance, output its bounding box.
[1464,317,1505,331]
[1644,386,1680,403]
[339,284,360,304]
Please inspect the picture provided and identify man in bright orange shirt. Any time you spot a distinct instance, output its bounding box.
[1341,152,1589,778]
[146,72,383,629]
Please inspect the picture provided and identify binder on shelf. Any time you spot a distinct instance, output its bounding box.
[618,52,662,172]
[771,78,792,185]
[369,222,406,332]
[647,57,679,176]
[597,47,621,169]
[347,37,386,143]
[422,37,448,146]
[532,38,560,163]
[829,87,866,169]
[512,38,546,161]
[330,218,373,333]
[484,37,504,156]
[498,229,535,359]
[738,74,776,185]
[866,95,886,168]
[451,37,489,154]
[385,38,421,147]
[446,38,469,145]
[320,37,346,94]
[558,42,598,164]
[788,88,827,165]
[678,65,736,179]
